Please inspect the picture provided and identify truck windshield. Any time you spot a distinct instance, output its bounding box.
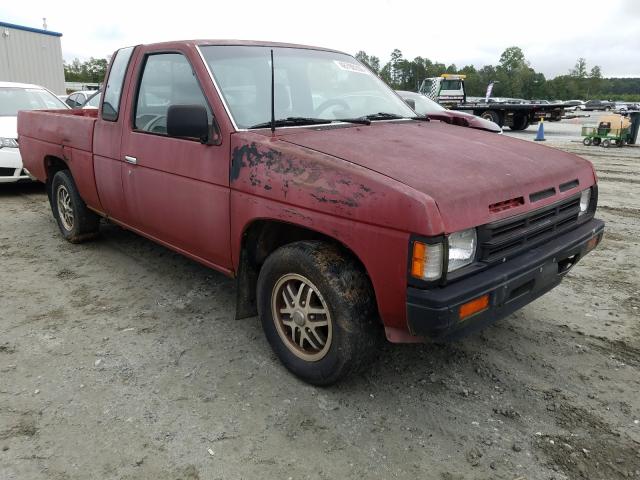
[0,87,67,116]
[440,80,462,91]
[199,45,415,129]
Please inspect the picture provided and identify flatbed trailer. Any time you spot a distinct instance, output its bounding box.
[450,102,566,131]
[419,75,567,130]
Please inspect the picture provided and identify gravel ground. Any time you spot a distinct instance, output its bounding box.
[1,122,639,480]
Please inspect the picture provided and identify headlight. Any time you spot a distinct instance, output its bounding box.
[410,241,443,281]
[0,138,19,149]
[448,228,477,272]
[578,188,591,216]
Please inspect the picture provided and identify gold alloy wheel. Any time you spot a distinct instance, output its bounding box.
[271,273,333,361]
[56,185,74,231]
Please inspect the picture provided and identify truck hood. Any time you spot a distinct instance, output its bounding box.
[278,121,595,232]
[0,116,17,139]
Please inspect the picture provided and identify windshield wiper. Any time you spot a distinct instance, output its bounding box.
[248,117,332,129]
[362,112,406,120]
[248,116,371,129]
[333,117,371,125]
[362,112,430,122]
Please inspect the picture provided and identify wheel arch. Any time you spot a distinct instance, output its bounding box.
[234,218,378,321]
[43,155,70,200]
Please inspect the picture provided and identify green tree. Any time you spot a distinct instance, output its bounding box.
[355,46,639,102]
[494,47,531,98]
[570,58,588,78]
[499,47,527,73]
[63,57,109,83]
[355,51,381,74]
[389,49,403,86]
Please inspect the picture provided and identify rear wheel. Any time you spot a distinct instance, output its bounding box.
[592,137,601,146]
[602,139,611,148]
[509,114,530,131]
[583,137,592,146]
[50,170,100,243]
[257,241,380,385]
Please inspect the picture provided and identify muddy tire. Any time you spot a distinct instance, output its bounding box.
[602,139,611,148]
[592,137,601,146]
[583,137,592,146]
[257,240,380,385]
[50,170,100,243]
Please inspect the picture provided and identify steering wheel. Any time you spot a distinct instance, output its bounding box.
[314,99,351,116]
[142,115,168,134]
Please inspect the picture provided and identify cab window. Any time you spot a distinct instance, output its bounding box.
[134,53,212,136]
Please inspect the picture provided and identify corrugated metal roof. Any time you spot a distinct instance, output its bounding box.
[0,21,62,37]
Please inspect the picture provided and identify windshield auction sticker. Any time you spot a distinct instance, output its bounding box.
[334,60,371,75]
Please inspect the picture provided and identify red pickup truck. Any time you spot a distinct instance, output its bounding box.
[18,40,604,384]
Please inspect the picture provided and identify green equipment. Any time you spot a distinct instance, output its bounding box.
[581,119,631,148]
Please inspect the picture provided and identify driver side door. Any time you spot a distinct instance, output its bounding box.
[119,49,232,271]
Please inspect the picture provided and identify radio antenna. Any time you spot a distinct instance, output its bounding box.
[270,49,275,135]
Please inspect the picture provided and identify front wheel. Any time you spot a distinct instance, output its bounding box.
[257,241,380,385]
[480,110,501,125]
[50,170,100,243]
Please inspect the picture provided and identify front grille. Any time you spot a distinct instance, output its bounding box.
[0,167,17,177]
[477,195,582,264]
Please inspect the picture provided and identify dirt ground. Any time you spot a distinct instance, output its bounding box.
[1,127,639,480]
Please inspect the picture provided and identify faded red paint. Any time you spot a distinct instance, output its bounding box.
[17,40,599,338]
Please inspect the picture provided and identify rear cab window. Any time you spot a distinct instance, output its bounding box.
[102,46,135,121]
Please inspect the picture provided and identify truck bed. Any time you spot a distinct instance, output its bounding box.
[18,109,98,182]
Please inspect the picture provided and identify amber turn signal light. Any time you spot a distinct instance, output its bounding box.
[411,242,427,278]
[410,240,444,281]
[459,294,489,320]
[586,233,601,253]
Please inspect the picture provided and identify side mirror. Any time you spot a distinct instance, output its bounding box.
[167,104,209,142]
[404,98,416,110]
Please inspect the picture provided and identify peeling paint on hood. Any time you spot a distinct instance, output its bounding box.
[275,121,595,232]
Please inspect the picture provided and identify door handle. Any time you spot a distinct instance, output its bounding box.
[124,155,137,165]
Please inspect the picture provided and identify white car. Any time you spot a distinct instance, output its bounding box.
[0,81,69,183]
[65,90,98,108]
[614,102,629,114]
[82,90,102,109]
[564,100,586,111]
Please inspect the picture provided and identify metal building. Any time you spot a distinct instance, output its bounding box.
[0,21,65,94]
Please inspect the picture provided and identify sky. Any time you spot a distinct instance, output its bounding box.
[1,0,639,78]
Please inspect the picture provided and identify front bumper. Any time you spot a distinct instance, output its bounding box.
[407,218,604,340]
[0,147,30,183]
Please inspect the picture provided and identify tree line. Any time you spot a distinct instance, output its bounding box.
[64,47,639,101]
[63,58,108,83]
[355,47,640,102]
